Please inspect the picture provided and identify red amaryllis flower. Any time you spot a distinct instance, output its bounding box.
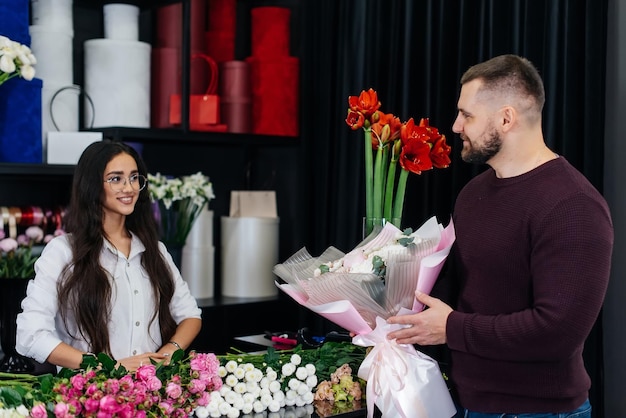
[348,88,381,122]
[400,138,433,175]
[346,89,452,235]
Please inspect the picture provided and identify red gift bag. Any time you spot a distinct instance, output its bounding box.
[170,54,225,130]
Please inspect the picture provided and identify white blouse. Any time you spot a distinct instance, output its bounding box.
[16,233,202,364]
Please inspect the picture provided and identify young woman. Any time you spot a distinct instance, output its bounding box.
[16,141,202,371]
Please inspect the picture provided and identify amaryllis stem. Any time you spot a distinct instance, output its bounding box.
[392,169,409,224]
[364,129,374,224]
[383,157,397,221]
[373,145,385,220]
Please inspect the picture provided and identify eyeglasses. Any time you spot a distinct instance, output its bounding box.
[104,174,147,192]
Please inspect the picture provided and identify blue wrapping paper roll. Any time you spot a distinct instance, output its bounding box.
[0,0,30,46]
[0,78,43,163]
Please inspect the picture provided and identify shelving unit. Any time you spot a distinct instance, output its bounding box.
[0,0,308,355]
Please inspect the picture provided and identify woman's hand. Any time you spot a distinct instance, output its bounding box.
[116,352,169,371]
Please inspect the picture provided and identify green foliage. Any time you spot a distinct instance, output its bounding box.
[371,255,386,281]
[397,228,416,248]
[0,246,38,279]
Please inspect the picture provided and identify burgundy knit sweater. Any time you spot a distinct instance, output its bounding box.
[446,157,613,413]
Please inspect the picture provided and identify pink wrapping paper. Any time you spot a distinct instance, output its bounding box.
[353,315,457,418]
[275,217,456,334]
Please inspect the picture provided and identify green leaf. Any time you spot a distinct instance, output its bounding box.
[170,348,185,363]
[0,386,25,408]
[97,353,117,372]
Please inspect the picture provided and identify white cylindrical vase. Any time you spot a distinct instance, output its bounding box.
[181,246,214,299]
[180,208,215,299]
[221,216,279,298]
[185,208,213,248]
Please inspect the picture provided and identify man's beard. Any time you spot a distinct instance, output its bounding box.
[461,128,502,164]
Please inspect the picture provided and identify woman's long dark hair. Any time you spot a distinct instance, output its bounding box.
[59,140,177,356]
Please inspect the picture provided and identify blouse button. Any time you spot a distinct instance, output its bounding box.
[135,321,140,326]
[134,289,139,295]
[132,350,137,355]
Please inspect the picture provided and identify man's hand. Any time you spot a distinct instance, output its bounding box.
[386,291,453,345]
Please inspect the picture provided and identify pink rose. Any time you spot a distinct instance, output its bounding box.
[84,398,100,414]
[30,403,48,418]
[70,374,88,390]
[104,378,121,394]
[165,381,183,399]
[196,391,211,406]
[99,394,121,414]
[136,364,157,381]
[187,378,206,394]
[145,375,162,391]
[53,402,71,418]
[158,400,174,415]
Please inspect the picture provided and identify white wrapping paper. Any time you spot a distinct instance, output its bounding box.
[353,315,456,418]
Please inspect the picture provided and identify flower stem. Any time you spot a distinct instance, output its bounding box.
[364,129,374,234]
[373,146,385,220]
[392,169,409,225]
[383,154,398,221]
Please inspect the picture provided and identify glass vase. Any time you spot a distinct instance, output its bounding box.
[362,217,401,239]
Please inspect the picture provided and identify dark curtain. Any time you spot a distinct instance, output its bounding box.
[293,0,608,416]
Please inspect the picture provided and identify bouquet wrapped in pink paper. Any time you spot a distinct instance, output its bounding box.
[273,216,457,418]
[274,216,455,334]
